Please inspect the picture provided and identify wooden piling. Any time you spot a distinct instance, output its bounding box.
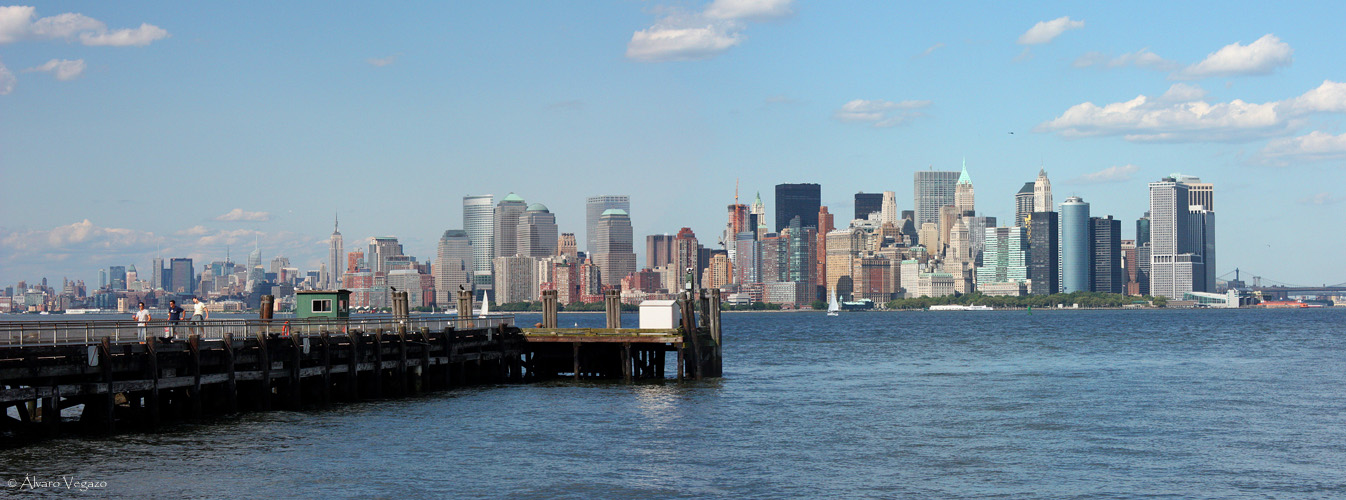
[396,330,408,397]
[223,333,237,413]
[372,331,384,399]
[320,333,332,408]
[146,338,160,428]
[99,337,115,433]
[604,290,621,329]
[188,335,203,419]
[572,342,581,381]
[442,328,455,388]
[346,332,360,401]
[541,290,558,328]
[257,333,271,410]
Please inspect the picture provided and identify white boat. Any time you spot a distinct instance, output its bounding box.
[827,291,841,316]
[929,304,995,311]
[479,292,490,318]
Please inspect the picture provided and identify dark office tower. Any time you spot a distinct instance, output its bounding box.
[109,266,127,291]
[1091,216,1123,294]
[1027,211,1059,295]
[854,192,883,221]
[774,183,821,232]
[1136,212,1151,247]
[1014,182,1035,227]
[646,234,674,269]
[913,170,960,226]
[170,258,195,295]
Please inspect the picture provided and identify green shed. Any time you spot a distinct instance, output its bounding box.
[296,290,351,319]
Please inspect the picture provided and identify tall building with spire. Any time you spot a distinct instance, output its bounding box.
[1033,168,1053,213]
[880,191,899,225]
[750,192,765,220]
[328,214,343,289]
[955,160,975,215]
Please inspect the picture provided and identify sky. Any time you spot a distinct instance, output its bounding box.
[2,0,1344,288]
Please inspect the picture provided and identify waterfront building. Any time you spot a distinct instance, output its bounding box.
[1014,182,1035,227]
[492,255,536,304]
[1027,211,1059,295]
[1060,196,1091,294]
[1033,168,1053,213]
[434,230,473,306]
[592,208,636,287]
[1149,177,1213,298]
[557,233,578,260]
[170,258,194,295]
[1093,217,1123,294]
[463,195,496,294]
[914,170,959,226]
[585,195,630,254]
[825,228,865,300]
[914,272,955,298]
[646,234,674,269]
[328,215,343,289]
[954,161,974,215]
[516,203,558,258]
[733,232,759,285]
[774,183,821,232]
[493,193,528,259]
[854,192,882,221]
[976,227,1029,287]
[784,218,815,292]
[1122,240,1139,295]
[816,206,834,300]
[1136,212,1151,247]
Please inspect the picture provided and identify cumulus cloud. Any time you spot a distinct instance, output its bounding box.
[1073,48,1179,71]
[0,6,168,46]
[1173,34,1291,80]
[626,0,792,62]
[366,55,397,67]
[1018,16,1083,45]
[0,219,158,257]
[23,58,84,80]
[0,59,14,95]
[1298,192,1345,205]
[1067,164,1140,184]
[704,0,793,20]
[834,99,931,127]
[1036,80,1346,143]
[215,209,271,222]
[1256,131,1346,166]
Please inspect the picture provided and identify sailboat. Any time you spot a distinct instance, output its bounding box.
[827,291,841,317]
[479,291,490,318]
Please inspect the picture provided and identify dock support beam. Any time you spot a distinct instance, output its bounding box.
[604,290,621,329]
[541,290,558,329]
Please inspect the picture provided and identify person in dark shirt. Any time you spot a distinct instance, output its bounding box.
[166,299,185,342]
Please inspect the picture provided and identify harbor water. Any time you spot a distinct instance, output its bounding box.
[3,308,1344,498]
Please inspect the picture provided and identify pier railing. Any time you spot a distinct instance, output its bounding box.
[0,314,515,346]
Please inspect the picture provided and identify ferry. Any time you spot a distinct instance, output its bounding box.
[928,304,994,311]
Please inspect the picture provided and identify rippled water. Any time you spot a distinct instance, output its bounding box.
[4,309,1345,499]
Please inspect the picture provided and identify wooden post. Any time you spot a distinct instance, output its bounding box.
[99,337,115,433]
[396,330,408,397]
[223,333,237,413]
[442,328,455,388]
[621,342,632,382]
[372,331,384,399]
[676,343,684,381]
[146,338,160,429]
[680,292,701,380]
[541,290,558,328]
[347,332,360,401]
[320,333,332,408]
[43,385,59,436]
[257,333,271,410]
[188,334,203,419]
[604,289,622,329]
[572,342,580,381]
[709,288,723,377]
[456,291,474,329]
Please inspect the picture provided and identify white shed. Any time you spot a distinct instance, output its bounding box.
[638,300,681,329]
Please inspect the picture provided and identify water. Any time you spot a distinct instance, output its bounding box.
[4,309,1345,498]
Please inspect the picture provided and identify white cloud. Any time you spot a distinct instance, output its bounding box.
[1067,164,1140,184]
[215,209,271,222]
[0,6,168,46]
[1074,48,1178,71]
[834,99,931,127]
[1257,131,1346,166]
[1173,34,1291,80]
[24,58,84,80]
[1036,80,1346,143]
[0,59,14,95]
[1017,16,1083,45]
[919,42,945,57]
[1298,192,1345,205]
[627,17,743,62]
[704,0,793,20]
[0,219,158,256]
[366,55,397,67]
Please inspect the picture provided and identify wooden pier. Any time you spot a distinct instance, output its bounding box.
[0,289,722,445]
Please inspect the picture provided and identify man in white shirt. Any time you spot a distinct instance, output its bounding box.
[133,302,152,342]
[190,297,209,336]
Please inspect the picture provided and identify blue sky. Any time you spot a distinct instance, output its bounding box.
[2,1,1344,287]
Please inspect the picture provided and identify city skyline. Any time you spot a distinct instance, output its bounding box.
[3,1,1345,287]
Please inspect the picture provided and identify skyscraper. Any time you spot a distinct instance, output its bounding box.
[816,205,834,300]
[1027,211,1059,295]
[1033,168,1053,213]
[955,160,975,215]
[1014,182,1035,227]
[435,230,473,306]
[672,228,701,291]
[775,183,821,233]
[586,195,630,253]
[1149,177,1199,298]
[880,191,898,225]
[368,237,402,275]
[914,170,959,226]
[976,226,1029,286]
[110,265,127,291]
[646,234,674,269]
[493,193,528,258]
[557,233,578,260]
[463,194,495,290]
[516,203,558,258]
[151,257,164,291]
[1092,216,1123,294]
[170,258,195,295]
[854,192,883,221]
[1060,196,1091,294]
[593,209,636,287]
[328,214,343,289]
[750,192,766,220]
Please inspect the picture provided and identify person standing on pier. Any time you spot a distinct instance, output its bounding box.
[190,297,209,335]
[133,302,152,341]
[166,299,184,342]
